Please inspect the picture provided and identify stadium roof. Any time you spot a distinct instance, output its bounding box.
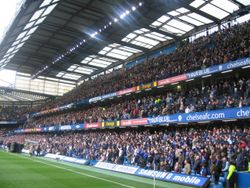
[0,0,249,85]
[0,86,52,102]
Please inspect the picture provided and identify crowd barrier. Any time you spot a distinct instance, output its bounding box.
[94,161,209,187]
[25,152,209,188]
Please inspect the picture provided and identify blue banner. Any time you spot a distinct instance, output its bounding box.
[187,57,250,79]
[89,92,117,103]
[135,169,209,187]
[14,124,85,133]
[0,121,17,124]
[148,106,250,124]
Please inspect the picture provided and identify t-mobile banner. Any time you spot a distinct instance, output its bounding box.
[135,169,209,187]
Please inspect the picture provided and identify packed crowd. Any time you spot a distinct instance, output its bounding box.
[2,125,249,182]
[0,106,28,121]
[31,21,250,112]
[24,76,250,128]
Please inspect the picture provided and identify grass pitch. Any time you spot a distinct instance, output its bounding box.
[0,150,191,188]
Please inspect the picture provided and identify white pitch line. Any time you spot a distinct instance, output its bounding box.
[13,153,135,188]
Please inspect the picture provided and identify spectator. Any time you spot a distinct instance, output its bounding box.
[183,159,191,174]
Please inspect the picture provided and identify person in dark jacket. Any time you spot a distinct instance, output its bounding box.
[213,155,223,184]
[200,163,207,177]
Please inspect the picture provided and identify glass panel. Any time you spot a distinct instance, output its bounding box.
[158,15,170,23]
[151,21,162,27]
[135,36,159,45]
[16,31,28,40]
[200,3,229,19]
[91,59,111,65]
[188,13,213,24]
[176,7,189,13]
[26,26,38,35]
[99,57,117,62]
[190,0,205,8]
[67,65,78,71]
[30,8,45,21]
[211,0,239,13]
[168,10,180,16]
[42,3,57,17]
[40,0,53,8]
[62,74,81,80]
[15,42,24,49]
[111,49,132,57]
[126,33,137,39]
[56,72,64,77]
[35,17,46,25]
[236,0,250,5]
[24,21,35,30]
[106,52,127,60]
[235,13,250,24]
[179,15,204,26]
[89,62,109,68]
[160,25,185,35]
[12,40,20,46]
[12,49,19,55]
[167,19,194,31]
[74,69,92,74]
[21,35,30,42]
[7,47,15,54]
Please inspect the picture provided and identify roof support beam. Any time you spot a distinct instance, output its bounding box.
[38,74,77,84]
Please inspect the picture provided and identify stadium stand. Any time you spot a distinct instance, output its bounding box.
[23,76,250,128]
[0,106,29,121]
[29,21,250,113]
[0,1,250,188]
[2,124,249,183]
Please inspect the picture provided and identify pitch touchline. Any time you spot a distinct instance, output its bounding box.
[13,153,135,188]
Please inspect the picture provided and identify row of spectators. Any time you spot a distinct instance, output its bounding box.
[24,76,250,128]
[32,20,250,112]
[0,106,28,121]
[2,124,249,183]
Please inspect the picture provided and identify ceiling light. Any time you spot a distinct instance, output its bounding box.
[114,18,118,22]
[132,6,136,11]
[120,13,126,19]
[139,2,142,6]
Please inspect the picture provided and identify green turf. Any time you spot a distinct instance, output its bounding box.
[0,150,191,188]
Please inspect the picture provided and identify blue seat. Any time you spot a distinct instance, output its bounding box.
[219,176,226,183]
[209,182,223,188]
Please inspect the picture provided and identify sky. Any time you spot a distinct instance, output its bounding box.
[0,0,23,43]
[0,69,16,87]
[0,0,23,87]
